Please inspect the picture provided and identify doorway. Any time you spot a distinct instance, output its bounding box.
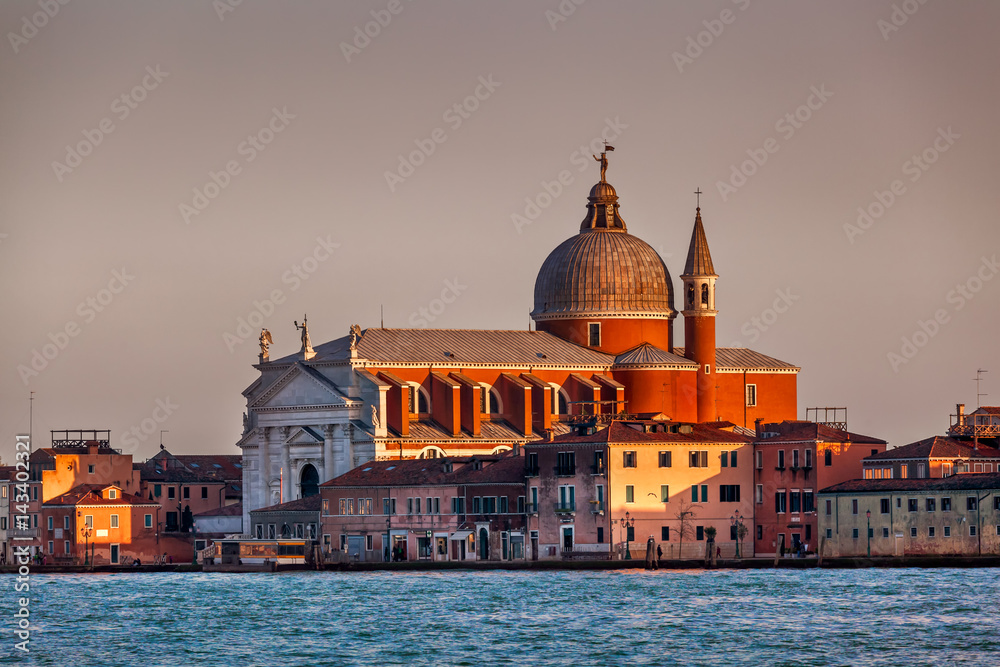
[110,544,119,565]
[478,528,489,560]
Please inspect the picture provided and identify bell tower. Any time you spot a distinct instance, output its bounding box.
[681,191,718,422]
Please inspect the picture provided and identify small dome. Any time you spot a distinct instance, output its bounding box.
[589,182,618,199]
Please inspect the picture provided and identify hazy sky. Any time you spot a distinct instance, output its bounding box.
[2,1,998,461]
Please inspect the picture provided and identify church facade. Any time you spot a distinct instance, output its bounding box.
[235,151,799,530]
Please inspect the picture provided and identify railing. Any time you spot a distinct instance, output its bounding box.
[554,502,576,513]
[524,466,540,477]
[590,501,605,514]
[554,466,576,476]
[9,528,39,539]
[525,504,538,515]
[590,464,606,476]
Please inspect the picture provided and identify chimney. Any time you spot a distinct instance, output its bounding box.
[754,418,763,439]
[957,403,966,427]
[546,429,554,443]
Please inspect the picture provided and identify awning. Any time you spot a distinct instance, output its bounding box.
[449,530,473,541]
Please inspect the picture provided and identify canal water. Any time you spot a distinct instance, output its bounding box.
[7,568,1000,665]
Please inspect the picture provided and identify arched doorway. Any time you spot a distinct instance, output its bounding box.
[479,528,489,560]
[300,464,319,498]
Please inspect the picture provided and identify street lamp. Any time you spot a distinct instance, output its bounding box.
[385,517,391,562]
[619,511,635,560]
[81,525,92,566]
[866,509,871,557]
[730,511,744,558]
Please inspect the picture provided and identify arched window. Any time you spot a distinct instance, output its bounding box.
[489,388,503,415]
[687,283,695,306]
[491,446,512,455]
[408,383,430,414]
[824,449,832,467]
[701,283,709,305]
[418,446,446,459]
[300,464,319,498]
[479,384,495,414]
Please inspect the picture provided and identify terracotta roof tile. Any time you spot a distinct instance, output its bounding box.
[821,472,1000,494]
[321,454,524,489]
[673,347,799,371]
[757,421,886,445]
[250,496,321,514]
[546,421,752,445]
[865,436,1000,461]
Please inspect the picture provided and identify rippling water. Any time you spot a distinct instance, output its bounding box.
[7,568,1000,666]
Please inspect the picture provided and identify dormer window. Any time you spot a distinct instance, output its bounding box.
[108,489,117,500]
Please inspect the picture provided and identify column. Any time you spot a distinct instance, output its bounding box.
[279,426,290,503]
[257,427,270,512]
[333,423,349,477]
[323,425,336,482]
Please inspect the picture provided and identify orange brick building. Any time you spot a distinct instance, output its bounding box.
[237,152,800,525]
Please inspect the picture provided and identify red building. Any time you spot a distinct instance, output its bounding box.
[752,420,886,556]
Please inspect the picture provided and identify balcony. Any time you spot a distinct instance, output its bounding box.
[590,464,606,476]
[9,528,39,539]
[524,465,540,477]
[525,504,538,515]
[554,502,576,514]
[589,501,605,514]
[554,466,576,477]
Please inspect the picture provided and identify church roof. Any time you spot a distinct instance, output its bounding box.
[682,208,716,276]
[673,347,799,371]
[615,343,697,367]
[273,328,616,368]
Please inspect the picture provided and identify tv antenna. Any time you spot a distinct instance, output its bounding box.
[974,369,988,407]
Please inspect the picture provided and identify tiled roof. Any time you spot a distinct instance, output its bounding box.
[321,454,524,489]
[673,347,799,371]
[682,209,715,276]
[363,418,563,444]
[250,495,322,514]
[757,421,886,445]
[44,484,158,507]
[135,459,222,483]
[174,454,243,481]
[194,502,244,517]
[615,343,696,367]
[865,436,1000,461]
[271,329,615,367]
[546,421,753,445]
[821,472,1000,494]
[972,406,1000,415]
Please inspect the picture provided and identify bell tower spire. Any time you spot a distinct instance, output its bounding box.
[681,191,718,422]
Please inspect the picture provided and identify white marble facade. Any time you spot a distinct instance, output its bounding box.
[236,359,387,533]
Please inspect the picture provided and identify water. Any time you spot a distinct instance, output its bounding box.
[6,568,1000,666]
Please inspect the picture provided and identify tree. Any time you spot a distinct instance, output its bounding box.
[675,500,699,559]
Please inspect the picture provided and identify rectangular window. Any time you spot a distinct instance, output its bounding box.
[896,497,902,508]
[556,451,576,475]
[347,499,355,515]
[85,515,94,528]
[661,526,670,541]
[995,496,1000,511]
[366,534,373,551]
[63,516,69,530]
[756,484,763,504]
[928,526,935,538]
[558,485,575,511]
[692,485,699,503]
[383,498,391,515]
[596,485,604,507]
[689,451,708,468]
[154,484,161,497]
[201,486,208,499]
[825,499,832,515]
[775,491,786,514]
[826,528,832,539]
[627,526,635,542]
[852,499,858,515]
[755,450,763,469]
[944,526,951,537]
[452,497,466,514]
[597,527,604,544]
[917,463,926,478]
[47,516,53,530]
[746,384,757,406]
[731,451,738,468]
[658,451,672,468]
[882,527,889,538]
[183,487,190,499]
[721,451,729,468]
[792,450,800,468]
[908,498,918,512]
[880,498,890,514]
[852,528,859,539]
[588,323,601,347]
[64,540,70,553]
[719,485,740,502]
[168,487,175,500]
[824,449,832,467]
[970,525,977,537]
[942,463,952,477]
[804,449,813,468]
[967,496,978,511]
[517,496,525,513]
[900,465,908,479]
[803,490,814,513]
[593,451,605,474]
[625,485,634,503]
[757,525,763,540]
[941,497,952,512]
[144,514,152,528]
[701,484,708,503]
[660,485,669,502]
[623,451,637,468]
[472,497,481,513]
[48,541,54,555]
[110,515,119,529]
[426,497,432,515]
[696,526,705,541]
[910,527,917,537]
[790,490,801,513]
[88,464,95,474]
[778,450,785,469]
[499,497,508,514]
[926,498,936,512]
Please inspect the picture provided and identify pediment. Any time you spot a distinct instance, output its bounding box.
[250,364,349,410]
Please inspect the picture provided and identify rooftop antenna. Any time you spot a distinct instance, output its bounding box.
[160,430,168,450]
[975,369,988,407]
[381,304,384,329]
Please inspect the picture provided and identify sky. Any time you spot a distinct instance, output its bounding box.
[2,0,999,462]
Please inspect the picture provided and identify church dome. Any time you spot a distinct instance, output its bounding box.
[531,177,674,320]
